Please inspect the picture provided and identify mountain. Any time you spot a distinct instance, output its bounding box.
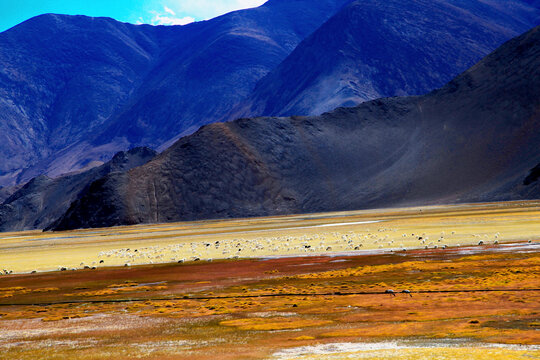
[90,0,354,149]
[0,14,166,187]
[0,185,19,203]
[0,147,156,232]
[2,0,539,190]
[49,25,540,231]
[0,0,351,188]
[229,0,540,119]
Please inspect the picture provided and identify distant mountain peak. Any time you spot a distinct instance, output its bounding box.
[227,0,540,120]
[0,0,352,188]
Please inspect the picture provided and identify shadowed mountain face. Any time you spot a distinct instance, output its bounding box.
[50,26,540,231]
[0,147,156,232]
[0,15,166,187]
[229,0,540,119]
[0,186,19,203]
[2,0,540,189]
[0,0,351,187]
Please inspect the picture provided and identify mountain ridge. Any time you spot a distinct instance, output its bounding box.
[49,25,540,231]
[2,0,539,188]
[0,147,156,232]
[228,0,540,119]
[0,0,351,187]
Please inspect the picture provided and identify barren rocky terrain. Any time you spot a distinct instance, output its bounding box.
[51,25,540,230]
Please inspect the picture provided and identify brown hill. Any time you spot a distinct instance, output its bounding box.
[51,25,540,230]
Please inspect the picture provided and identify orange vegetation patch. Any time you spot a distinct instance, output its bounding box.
[220,317,333,331]
[0,243,539,359]
[107,282,139,288]
[320,320,540,345]
[294,335,316,340]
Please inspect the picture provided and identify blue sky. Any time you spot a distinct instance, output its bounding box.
[0,0,268,32]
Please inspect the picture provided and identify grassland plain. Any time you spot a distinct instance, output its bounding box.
[0,201,539,359]
[1,201,540,274]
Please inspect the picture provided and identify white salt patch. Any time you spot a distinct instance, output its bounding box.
[272,341,540,359]
[273,342,407,358]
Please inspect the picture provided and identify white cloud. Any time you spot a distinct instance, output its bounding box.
[177,0,267,19]
[147,6,195,26]
[151,14,195,26]
[140,1,267,27]
[164,6,176,16]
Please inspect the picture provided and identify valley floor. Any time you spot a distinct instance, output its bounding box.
[1,201,540,274]
[0,201,539,358]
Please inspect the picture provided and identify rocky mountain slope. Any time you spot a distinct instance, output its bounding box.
[0,14,166,187]
[229,0,540,119]
[0,0,350,187]
[2,0,539,190]
[0,147,156,232]
[50,25,540,231]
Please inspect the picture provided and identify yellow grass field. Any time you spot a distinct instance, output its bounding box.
[1,200,540,274]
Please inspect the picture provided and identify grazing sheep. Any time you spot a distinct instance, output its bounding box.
[401,289,412,297]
